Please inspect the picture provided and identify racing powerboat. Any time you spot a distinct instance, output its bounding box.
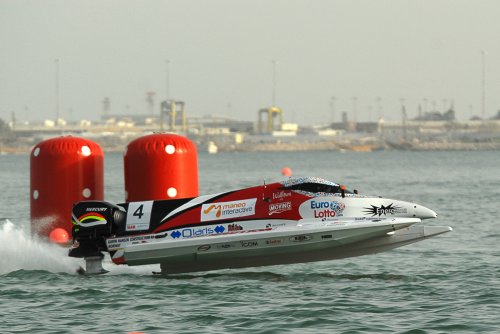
[68,177,451,275]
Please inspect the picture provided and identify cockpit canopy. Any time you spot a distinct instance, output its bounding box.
[280,177,353,196]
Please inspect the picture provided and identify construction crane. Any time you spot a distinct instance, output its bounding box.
[258,106,283,133]
[160,99,186,131]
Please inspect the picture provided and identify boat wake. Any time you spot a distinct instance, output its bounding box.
[0,219,159,276]
[0,219,82,275]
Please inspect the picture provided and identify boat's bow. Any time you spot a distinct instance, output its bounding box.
[326,223,452,259]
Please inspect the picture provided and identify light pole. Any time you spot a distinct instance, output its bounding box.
[481,50,487,119]
[272,60,278,107]
[165,59,171,101]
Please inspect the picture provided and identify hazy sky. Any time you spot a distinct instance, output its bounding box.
[1,0,500,125]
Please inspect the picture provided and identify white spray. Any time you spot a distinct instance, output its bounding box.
[0,219,81,275]
[0,219,159,276]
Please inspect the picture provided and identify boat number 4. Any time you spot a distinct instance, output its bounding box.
[126,201,154,231]
[133,205,145,219]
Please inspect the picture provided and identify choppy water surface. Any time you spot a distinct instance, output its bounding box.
[1,150,499,333]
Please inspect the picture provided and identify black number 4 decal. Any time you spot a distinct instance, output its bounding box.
[133,204,144,219]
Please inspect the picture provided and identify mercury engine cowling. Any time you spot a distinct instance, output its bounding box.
[68,201,126,259]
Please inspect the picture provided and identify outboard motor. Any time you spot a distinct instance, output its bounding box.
[69,201,126,274]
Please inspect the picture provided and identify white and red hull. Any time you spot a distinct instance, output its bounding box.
[69,177,451,274]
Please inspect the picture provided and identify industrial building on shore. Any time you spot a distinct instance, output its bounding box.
[2,100,500,153]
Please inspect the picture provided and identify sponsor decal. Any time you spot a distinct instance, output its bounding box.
[269,201,292,215]
[85,207,107,212]
[126,201,153,231]
[129,235,154,242]
[310,200,345,211]
[272,191,292,201]
[171,225,226,239]
[107,234,156,249]
[201,199,257,221]
[299,199,345,220]
[364,203,407,217]
[290,235,312,242]
[74,212,107,226]
[227,223,243,232]
[197,245,211,251]
[108,237,124,244]
[266,222,287,228]
[241,241,258,247]
[265,239,283,245]
[315,210,337,219]
[210,227,271,236]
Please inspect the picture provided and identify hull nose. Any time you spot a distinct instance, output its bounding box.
[414,205,437,219]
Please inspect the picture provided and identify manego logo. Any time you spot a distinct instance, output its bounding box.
[201,198,257,221]
[203,204,223,217]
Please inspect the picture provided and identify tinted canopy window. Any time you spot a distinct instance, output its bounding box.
[282,182,342,194]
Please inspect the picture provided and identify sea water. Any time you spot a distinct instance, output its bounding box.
[0,150,499,333]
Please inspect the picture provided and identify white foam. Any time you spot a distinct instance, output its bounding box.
[0,219,160,276]
[102,260,160,276]
[0,219,81,275]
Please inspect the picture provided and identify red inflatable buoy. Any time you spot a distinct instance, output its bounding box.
[30,136,104,241]
[281,167,293,177]
[49,227,70,244]
[124,133,199,202]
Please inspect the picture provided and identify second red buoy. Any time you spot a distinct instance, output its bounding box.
[124,133,199,202]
